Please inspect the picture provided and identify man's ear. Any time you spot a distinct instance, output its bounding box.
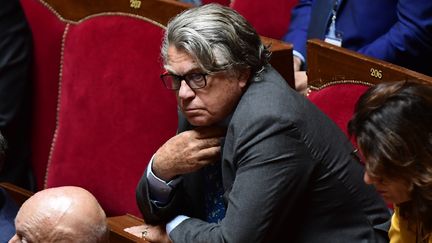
[237,68,251,89]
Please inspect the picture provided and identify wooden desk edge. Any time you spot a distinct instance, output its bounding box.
[307,39,432,87]
[108,214,148,242]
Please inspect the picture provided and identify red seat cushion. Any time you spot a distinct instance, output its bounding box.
[45,15,178,216]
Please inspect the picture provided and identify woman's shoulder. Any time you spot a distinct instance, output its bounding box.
[389,207,418,243]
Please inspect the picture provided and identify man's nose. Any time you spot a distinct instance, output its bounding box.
[178,80,195,99]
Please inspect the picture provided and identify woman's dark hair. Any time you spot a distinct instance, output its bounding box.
[348,80,432,241]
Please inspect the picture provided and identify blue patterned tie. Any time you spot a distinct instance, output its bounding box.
[203,160,226,223]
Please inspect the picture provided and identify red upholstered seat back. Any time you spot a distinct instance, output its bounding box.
[230,0,298,39]
[44,15,178,217]
[308,82,397,210]
[20,0,66,190]
[307,82,372,147]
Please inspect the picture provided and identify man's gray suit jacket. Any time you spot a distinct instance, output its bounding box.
[136,65,391,243]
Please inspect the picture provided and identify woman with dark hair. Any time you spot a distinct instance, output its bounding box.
[349,80,432,243]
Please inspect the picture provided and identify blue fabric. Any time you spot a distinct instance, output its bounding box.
[180,0,202,6]
[203,161,225,223]
[0,188,18,242]
[305,0,335,42]
[283,0,432,76]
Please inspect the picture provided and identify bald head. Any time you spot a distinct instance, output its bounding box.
[9,186,108,243]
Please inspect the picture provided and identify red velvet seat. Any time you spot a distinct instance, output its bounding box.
[307,81,372,148]
[308,81,399,210]
[43,15,178,217]
[230,0,298,39]
[20,0,178,217]
[307,82,370,182]
[20,0,66,190]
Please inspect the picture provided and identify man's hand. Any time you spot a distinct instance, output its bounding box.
[294,71,308,96]
[293,56,302,72]
[124,224,172,243]
[152,126,226,181]
[293,57,309,95]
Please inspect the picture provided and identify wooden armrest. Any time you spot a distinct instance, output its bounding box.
[0,182,34,206]
[108,214,149,243]
[261,36,294,88]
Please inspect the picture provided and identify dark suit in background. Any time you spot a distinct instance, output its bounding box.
[137,66,391,242]
[0,188,19,241]
[283,0,432,76]
[0,0,34,190]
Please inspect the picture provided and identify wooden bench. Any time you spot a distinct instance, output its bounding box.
[307,39,432,88]
[306,38,432,149]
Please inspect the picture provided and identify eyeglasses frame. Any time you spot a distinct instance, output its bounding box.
[160,71,209,90]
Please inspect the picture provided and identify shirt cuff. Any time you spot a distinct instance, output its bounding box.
[146,155,182,203]
[166,215,190,235]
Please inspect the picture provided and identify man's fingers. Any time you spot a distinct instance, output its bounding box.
[196,146,221,161]
[294,71,308,95]
[198,137,222,149]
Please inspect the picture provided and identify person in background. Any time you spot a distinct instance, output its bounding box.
[129,4,390,243]
[8,186,109,243]
[179,0,202,6]
[0,0,34,190]
[180,0,231,6]
[283,0,432,93]
[349,80,432,243]
[0,132,19,242]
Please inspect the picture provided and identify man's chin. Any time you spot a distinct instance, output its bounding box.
[187,119,212,127]
[186,115,214,127]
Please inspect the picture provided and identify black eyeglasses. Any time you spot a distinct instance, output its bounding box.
[160,72,208,90]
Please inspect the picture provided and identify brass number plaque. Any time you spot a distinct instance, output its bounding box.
[130,0,141,9]
[370,68,383,79]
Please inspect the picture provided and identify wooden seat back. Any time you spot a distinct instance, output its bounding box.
[307,39,432,88]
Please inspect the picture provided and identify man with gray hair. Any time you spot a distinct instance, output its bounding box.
[8,186,108,243]
[133,4,391,243]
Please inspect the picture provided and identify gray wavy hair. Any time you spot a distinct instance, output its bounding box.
[161,3,271,76]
